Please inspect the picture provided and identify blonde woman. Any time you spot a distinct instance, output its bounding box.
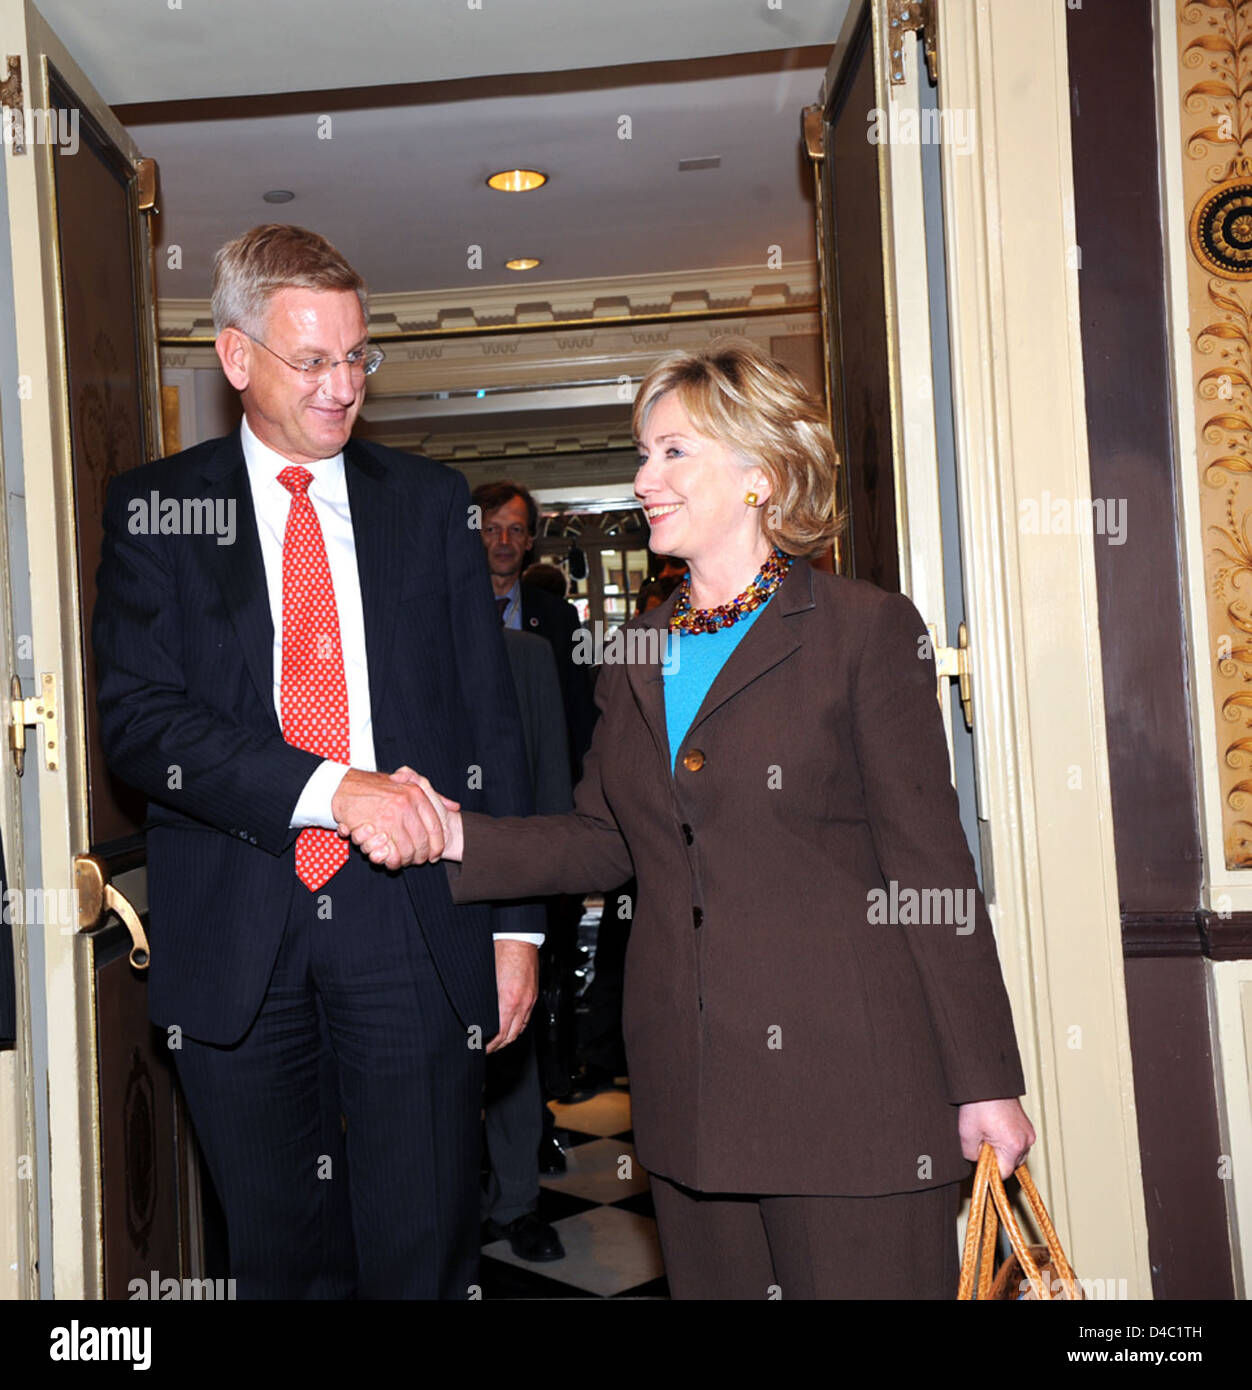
[377,339,1034,1299]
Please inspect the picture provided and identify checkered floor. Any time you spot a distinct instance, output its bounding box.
[479,1085,669,1299]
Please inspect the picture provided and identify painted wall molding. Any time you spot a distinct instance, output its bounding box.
[159,261,819,343]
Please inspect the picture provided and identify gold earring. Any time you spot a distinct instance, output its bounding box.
[744,491,758,506]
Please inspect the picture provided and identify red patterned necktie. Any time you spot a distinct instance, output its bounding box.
[277,465,350,891]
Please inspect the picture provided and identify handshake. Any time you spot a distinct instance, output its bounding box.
[330,766,463,871]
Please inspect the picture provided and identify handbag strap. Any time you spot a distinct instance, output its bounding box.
[960,1142,1080,1300]
[984,1151,1050,1299]
[957,1143,1001,1299]
[1013,1161,1081,1298]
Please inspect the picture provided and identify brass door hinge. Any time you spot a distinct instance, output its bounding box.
[1,55,24,156]
[135,156,159,213]
[929,621,973,730]
[802,104,824,163]
[887,0,938,87]
[75,853,150,970]
[9,672,58,775]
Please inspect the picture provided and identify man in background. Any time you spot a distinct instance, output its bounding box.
[473,481,594,779]
[472,480,596,1152]
[479,627,572,1263]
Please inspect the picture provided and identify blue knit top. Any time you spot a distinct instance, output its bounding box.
[662,596,772,771]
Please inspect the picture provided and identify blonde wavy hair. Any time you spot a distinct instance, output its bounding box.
[631,337,843,557]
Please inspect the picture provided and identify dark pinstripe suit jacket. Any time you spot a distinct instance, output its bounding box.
[92,428,534,1045]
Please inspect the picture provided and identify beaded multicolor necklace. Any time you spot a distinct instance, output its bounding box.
[668,548,794,634]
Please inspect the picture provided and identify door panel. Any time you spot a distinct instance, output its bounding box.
[819,3,900,593]
[813,1,959,757]
[48,64,153,854]
[809,0,992,1259]
[1,0,200,1297]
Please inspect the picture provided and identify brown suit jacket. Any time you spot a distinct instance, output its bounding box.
[448,557,1026,1195]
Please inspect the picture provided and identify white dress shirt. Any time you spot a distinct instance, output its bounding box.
[242,416,539,943]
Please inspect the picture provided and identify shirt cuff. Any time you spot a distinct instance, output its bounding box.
[290,760,352,830]
[492,933,545,946]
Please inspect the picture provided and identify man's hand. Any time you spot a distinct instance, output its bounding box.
[957,1097,1036,1180]
[486,940,538,1054]
[331,768,448,870]
[389,766,463,860]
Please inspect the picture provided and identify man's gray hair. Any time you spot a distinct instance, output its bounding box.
[211,224,368,337]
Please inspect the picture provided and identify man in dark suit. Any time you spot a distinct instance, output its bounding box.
[479,630,572,1263]
[471,481,595,1119]
[471,481,595,779]
[92,224,538,1299]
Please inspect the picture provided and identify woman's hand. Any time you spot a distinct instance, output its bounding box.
[388,765,463,861]
[957,1097,1036,1180]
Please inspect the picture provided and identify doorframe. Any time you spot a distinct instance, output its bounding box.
[1,0,161,1298]
[818,0,1152,1292]
[932,0,1152,1292]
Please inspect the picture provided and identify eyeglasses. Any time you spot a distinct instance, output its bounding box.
[243,332,385,383]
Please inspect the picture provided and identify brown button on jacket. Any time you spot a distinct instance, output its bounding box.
[448,558,1026,1196]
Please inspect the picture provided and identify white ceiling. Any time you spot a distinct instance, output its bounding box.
[37,0,847,103]
[122,54,831,297]
[33,0,844,300]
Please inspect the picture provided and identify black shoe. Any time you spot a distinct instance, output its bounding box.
[482,1212,565,1262]
[538,1132,567,1174]
[566,1063,620,1102]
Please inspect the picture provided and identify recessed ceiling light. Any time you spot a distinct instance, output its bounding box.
[263,189,295,203]
[487,169,547,193]
[505,257,541,271]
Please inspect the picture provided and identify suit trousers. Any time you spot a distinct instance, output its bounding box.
[650,1175,961,1300]
[482,1022,542,1226]
[173,847,485,1299]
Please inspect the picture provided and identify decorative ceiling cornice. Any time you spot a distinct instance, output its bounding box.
[159,261,819,342]
[359,422,639,461]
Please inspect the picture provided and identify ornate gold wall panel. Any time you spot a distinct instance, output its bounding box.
[1180,0,1252,866]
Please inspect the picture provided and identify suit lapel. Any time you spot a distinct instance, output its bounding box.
[624,558,815,769]
[683,557,813,738]
[624,607,672,778]
[198,431,275,724]
[343,438,402,716]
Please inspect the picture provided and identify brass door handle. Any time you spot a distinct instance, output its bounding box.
[74,853,150,970]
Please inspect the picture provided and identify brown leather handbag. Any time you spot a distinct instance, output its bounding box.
[958,1142,1083,1300]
